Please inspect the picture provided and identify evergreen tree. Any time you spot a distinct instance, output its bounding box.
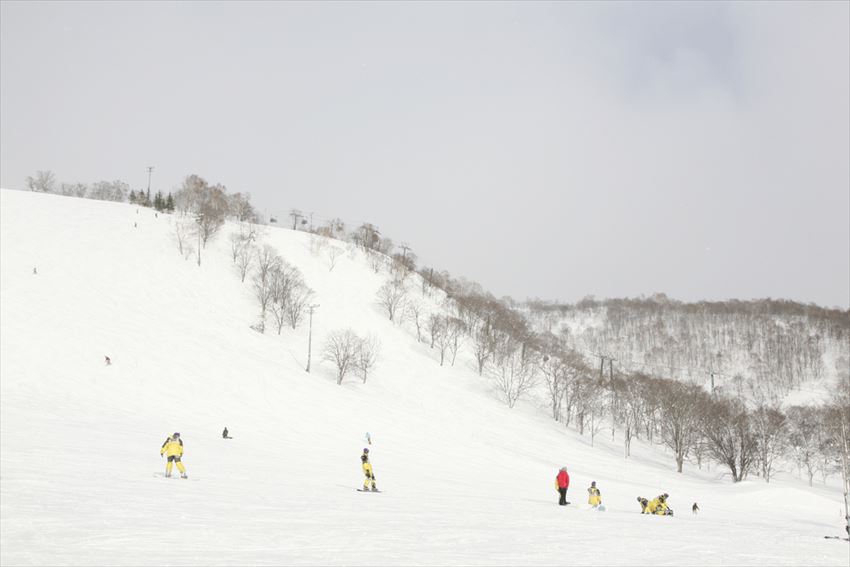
[129,190,137,204]
[166,192,175,212]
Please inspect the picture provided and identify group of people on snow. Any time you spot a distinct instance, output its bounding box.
[555,468,605,510]
[556,467,678,516]
[156,432,678,514]
[637,493,673,516]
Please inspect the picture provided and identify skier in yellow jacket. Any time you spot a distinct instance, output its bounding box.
[160,432,188,478]
[361,448,378,492]
[587,481,602,508]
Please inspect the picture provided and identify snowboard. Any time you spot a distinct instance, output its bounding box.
[154,472,199,481]
[357,489,381,493]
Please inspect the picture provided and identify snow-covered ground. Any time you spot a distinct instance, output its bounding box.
[1,189,847,566]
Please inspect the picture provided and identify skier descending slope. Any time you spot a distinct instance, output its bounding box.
[555,466,570,506]
[160,432,188,478]
[360,448,378,492]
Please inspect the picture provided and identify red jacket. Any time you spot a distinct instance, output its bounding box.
[556,470,570,489]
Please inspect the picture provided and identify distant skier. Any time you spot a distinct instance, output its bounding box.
[32,267,37,275]
[160,432,188,478]
[637,496,649,513]
[222,427,232,439]
[555,466,570,506]
[104,355,111,366]
[361,448,378,491]
[587,481,602,508]
[692,502,699,515]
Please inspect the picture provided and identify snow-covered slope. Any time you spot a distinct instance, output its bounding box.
[1,189,846,566]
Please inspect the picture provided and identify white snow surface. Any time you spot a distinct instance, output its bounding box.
[1,189,847,566]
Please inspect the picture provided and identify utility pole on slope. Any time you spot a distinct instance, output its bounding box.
[196,212,204,267]
[146,166,154,202]
[306,304,320,373]
[290,209,303,230]
[609,357,616,441]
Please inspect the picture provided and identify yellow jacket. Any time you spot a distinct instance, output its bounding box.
[160,437,183,457]
[646,498,668,515]
[588,487,602,506]
[361,453,374,478]
[646,498,660,514]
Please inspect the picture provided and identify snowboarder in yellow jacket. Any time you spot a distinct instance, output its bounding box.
[160,432,187,478]
[587,481,602,508]
[647,493,672,516]
[361,448,378,492]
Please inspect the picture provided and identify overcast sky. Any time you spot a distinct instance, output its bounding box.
[2,1,848,308]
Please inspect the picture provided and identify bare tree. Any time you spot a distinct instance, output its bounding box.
[327,246,343,271]
[26,170,56,193]
[229,233,244,262]
[227,192,257,222]
[751,405,787,483]
[434,316,451,365]
[89,180,129,202]
[405,300,424,342]
[196,183,228,248]
[823,391,850,539]
[449,318,466,366]
[287,281,314,330]
[367,250,386,273]
[323,329,359,385]
[436,316,465,366]
[172,215,196,258]
[236,242,255,283]
[252,245,281,331]
[376,279,407,322]
[488,348,538,408]
[309,234,328,256]
[470,319,495,376]
[268,263,293,335]
[656,380,709,473]
[426,313,443,349]
[538,348,582,422]
[786,405,823,486]
[255,245,280,284]
[702,398,757,482]
[356,334,381,383]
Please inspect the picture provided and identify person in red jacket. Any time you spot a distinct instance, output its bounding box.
[555,466,570,506]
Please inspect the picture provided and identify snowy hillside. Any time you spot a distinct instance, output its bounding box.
[522,298,849,406]
[1,189,847,566]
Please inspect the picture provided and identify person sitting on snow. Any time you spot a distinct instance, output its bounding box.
[647,493,673,516]
[637,496,649,514]
[587,481,602,508]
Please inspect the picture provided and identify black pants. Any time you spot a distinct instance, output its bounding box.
[558,488,567,505]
